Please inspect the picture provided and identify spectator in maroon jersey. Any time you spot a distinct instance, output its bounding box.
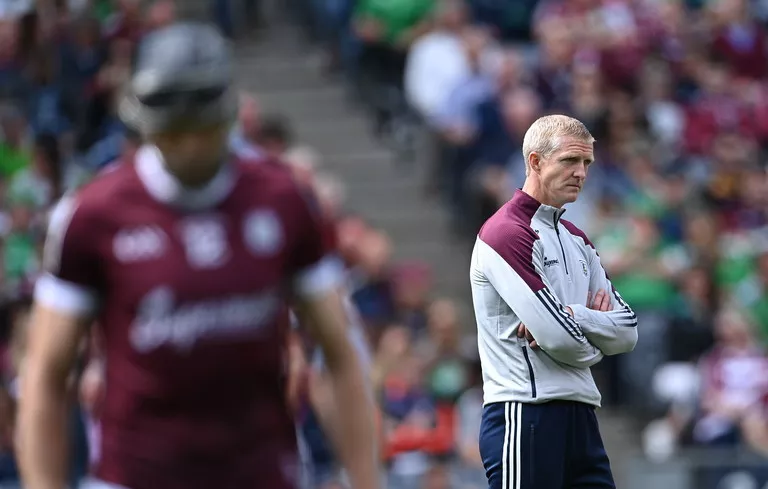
[682,56,752,155]
[103,0,144,47]
[693,308,768,446]
[709,0,768,80]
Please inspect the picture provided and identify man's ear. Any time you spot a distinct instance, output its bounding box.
[528,153,540,173]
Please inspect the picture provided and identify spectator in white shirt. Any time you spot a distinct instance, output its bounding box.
[404,0,471,125]
[437,47,525,146]
[0,0,32,20]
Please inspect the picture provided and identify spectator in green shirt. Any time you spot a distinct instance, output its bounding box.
[0,106,31,179]
[733,251,768,345]
[354,0,435,47]
[353,0,435,139]
[7,133,61,211]
[3,196,39,300]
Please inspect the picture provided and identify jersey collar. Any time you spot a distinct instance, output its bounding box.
[135,144,237,210]
[511,189,566,227]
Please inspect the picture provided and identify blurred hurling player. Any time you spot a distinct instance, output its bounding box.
[18,22,378,489]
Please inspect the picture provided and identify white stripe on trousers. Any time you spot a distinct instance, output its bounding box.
[501,402,523,489]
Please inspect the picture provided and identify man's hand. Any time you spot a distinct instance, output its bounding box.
[517,324,537,349]
[587,289,612,312]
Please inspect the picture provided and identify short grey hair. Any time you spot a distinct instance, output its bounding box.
[521,115,595,172]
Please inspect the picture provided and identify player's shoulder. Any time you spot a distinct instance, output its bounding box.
[50,160,139,227]
[478,200,539,253]
[235,155,318,209]
[236,154,293,182]
[559,219,596,250]
[75,159,138,203]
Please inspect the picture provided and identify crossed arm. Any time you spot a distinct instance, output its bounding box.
[518,288,631,355]
[474,236,638,368]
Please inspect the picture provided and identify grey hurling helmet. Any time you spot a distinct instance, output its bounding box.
[119,22,237,134]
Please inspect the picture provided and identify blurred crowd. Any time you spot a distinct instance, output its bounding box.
[0,0,767,488]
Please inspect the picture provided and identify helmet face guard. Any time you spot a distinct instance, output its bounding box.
[119,85,237,134]
[119,22,236,135]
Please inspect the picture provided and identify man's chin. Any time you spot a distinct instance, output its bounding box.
[562,188,581,203]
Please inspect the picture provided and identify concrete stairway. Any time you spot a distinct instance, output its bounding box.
[232,26,472,305]
[177,4,641,485]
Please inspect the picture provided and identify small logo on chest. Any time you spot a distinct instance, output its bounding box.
[243,209,283,256]
[579,259,589,277]
[178,216,230,269]
[543,256,560,268]
[113,226,167,263]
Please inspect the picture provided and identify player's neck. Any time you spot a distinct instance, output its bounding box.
[521,181,561,209]
[136,145,236,210]
[162,154,228,190]
[170,165,224,189]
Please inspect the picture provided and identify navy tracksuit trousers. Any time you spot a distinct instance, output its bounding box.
[479,401,615,489]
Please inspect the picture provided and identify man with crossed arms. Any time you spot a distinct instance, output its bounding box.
[470,114,638,489]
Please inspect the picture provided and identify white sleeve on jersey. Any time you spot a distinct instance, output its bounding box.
[293,256,345,299]
[34,196,100,315]
[34,273,98,315]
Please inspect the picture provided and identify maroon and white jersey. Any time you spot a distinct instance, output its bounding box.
[34,145,343,489]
